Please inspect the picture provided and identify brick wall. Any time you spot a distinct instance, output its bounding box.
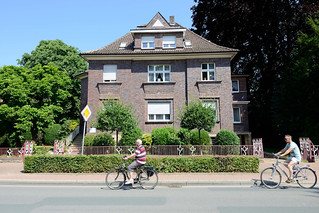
[84,58,235,135]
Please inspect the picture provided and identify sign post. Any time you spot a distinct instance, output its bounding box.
[81,105,92,155]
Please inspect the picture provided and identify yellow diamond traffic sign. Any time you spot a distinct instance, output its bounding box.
[81,105,92,121]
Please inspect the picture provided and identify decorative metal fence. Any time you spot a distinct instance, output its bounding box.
[82,145,261,157]
[300,138,318,162]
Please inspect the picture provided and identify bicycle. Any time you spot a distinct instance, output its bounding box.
[105,156,158,190]
[260,153,317,189]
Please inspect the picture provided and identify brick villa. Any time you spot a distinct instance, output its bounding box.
[78,13,251,144]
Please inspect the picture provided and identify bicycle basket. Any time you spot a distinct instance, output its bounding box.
[145,166,154,177]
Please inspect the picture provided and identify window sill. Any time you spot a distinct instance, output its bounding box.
[142,82,176,86]
[145,121,174,124]
[196,80,222,85]
[98,82,122,85]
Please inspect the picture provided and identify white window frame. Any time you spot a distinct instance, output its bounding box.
[148,102,171,122]
[103,65,117,82]
[142,36,155,49]
[202,100,219,121]
[148,65,171,82]
[163,36,176,49]
[233,107,241,123]
[201,63,215,81]
[232,80,239,93]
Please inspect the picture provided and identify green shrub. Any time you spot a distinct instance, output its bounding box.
[33,145,53,155]
[60,120,79,138]
[24,155,260,173]
[120,127,143,146]
[142,133,152,146]
[93,132,115,146]
[177,128,193,145]
[215,129,240,145]
[191,130,211,145]
[84,134,95,146]
[43,124,62,146]
[152,127,180,145]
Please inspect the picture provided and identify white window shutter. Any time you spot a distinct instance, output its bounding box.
[103,65,117,81]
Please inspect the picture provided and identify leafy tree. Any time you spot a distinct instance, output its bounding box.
[179,98,216,142]
[191,0,319,146]
[120,127,143,146]
[0,64,73,146]
[94,100,138,144]
[17,39,88,119]
[273,17,319,144]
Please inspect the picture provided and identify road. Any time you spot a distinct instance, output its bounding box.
[0,185,318,213]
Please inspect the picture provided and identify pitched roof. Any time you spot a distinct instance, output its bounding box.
[80,13,238,57]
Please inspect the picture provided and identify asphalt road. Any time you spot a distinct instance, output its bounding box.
[0,185,319,213]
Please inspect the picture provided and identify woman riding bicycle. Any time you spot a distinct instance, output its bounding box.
[275,134,302,183]
[123,139,146,185]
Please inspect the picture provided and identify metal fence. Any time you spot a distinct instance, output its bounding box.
[82,145,260,157]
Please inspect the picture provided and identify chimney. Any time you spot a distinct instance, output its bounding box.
[169,16,175,25]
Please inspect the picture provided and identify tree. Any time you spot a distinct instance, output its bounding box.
[273,17,319,144]
[191,0,319,146]
[0,64,73,146]
[94,100,139,144]
[17,39,88,119]
[179,99,216,142]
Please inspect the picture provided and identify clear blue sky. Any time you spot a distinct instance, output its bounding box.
[0,0,195,67]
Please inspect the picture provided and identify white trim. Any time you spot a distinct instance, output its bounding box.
[232,101,250,104]
[131,29,186,34]
[81,52,236,61]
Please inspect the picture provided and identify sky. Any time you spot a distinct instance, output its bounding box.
[0,0,195,67]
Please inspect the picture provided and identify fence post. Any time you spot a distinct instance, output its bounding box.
[299,137,315,162]
[23,140,34,161]
[53,140,65,155]
[252,138,264,158]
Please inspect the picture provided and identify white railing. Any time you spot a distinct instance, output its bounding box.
[65,125,80,146]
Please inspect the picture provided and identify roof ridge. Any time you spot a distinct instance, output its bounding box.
[186,29,238,52]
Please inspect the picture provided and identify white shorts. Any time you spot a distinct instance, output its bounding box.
[285,157,300,164]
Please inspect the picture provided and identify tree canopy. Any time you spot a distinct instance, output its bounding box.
[179,98,216,141]
[191,0,319,146]
[0,64,74,146]
[17,39,88,119]
[273,17,319,143]
[94,100,139,144]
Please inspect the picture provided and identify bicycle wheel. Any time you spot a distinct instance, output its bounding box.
[296,167,317,189]
[260,167,282,189]
[139,169,158,190]
[105,169,125,190]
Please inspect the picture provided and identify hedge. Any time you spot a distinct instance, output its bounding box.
[24,155,259,173]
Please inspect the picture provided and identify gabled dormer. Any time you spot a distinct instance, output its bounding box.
[131,12,186,51]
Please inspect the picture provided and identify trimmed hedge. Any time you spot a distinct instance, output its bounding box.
[24,155,259,173]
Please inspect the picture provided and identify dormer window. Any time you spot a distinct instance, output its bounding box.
[163,36,176,49]
[142,36,155,49]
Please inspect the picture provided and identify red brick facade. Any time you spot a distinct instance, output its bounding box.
[78,13,251,144]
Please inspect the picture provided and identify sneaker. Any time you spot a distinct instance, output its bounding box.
[285,178,294,183]
[126,179,133,185]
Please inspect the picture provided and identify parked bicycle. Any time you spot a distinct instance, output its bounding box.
[260,153,317,189]
[105,156,158,190]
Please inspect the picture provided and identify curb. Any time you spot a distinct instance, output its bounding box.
[0,179,256,187]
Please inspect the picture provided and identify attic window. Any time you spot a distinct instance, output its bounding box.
[163,36,176,49]
[119,42,127,49]
[184,40,192,48]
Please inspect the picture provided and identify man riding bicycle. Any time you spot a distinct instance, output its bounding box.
[124,139,146,185]
[275,134,301,183]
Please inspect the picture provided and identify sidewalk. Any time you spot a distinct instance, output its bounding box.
[0,158,318,187]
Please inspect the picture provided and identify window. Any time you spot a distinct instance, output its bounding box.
[201,63,215,81]
[148,65,170,82]
[103,65,117,82]
[233,108,241,123]
[148,102,171,121]
[142,36,155,49]
[203,100,219,121]
[232,80,239,93]
[163,36,176,48]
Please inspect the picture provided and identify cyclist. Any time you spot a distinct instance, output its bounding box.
[275,134,301,183]
[124,139,146,185]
